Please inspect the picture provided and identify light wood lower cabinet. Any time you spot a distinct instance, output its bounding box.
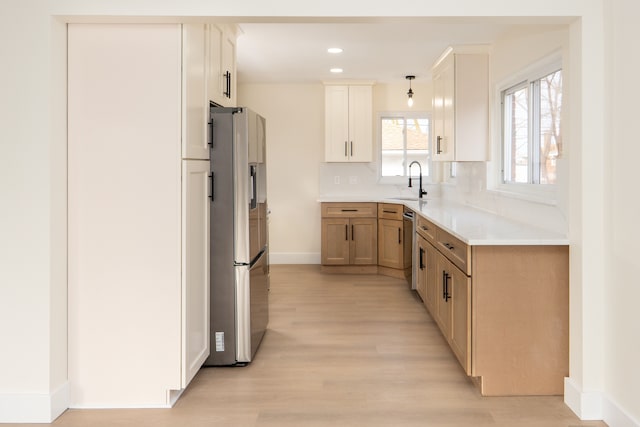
[377,203,411,279]
[418,216,568,395]
[471,245,569,396]
[434,251,471,374]
[350,218,378,264]
[321,203,377,266]
[424,242,438,315]
[378,218,403,269]
[322,218,350,265]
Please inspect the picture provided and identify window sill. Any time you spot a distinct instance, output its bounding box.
[487,186,557,206]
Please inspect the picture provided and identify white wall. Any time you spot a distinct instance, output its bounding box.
[0,1,69,422]
[2,0,634,425]
[605,0,640,424]
[238,84,325,263]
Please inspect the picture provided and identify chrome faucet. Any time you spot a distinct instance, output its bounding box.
[408,161,427,199]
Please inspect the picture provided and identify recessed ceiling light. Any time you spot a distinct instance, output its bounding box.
[330,68,343,73]
[327,47,343,54]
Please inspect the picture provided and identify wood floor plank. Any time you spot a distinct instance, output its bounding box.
[9,265,607,427]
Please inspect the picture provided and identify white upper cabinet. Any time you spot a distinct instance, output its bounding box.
[431,47,489,162]
[182,24,208,160]
[206,24,237,107]
[325,84,373,162]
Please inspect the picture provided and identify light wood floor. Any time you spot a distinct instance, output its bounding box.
[28,265,607,427]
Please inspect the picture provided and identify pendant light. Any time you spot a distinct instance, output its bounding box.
[406,75,415,107]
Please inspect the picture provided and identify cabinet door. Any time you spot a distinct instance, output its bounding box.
[432,69,446,161]
[350,218,377,265]
[348,85,373,162]
[449,264,471,374]
[325,85,350,162]
[206,24,223,106]
[424,242,438,315]
[378,218,403,269]
[181,159,211,387]
[435,253,452,334]
[321,218,350,265]
[454,54,489,161]
[433,57,455,161]
[415,234,428,301]
[183,24,208,160]
[221,28,236,107]
[442,59,455,160]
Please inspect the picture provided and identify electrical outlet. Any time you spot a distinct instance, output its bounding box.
[349,176,358,185]
[334,176,340,184]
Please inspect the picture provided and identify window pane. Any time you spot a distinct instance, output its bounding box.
[538,70,562,185]
[381,118,405,177]
[503,86,529,183]
[405,118,429,176]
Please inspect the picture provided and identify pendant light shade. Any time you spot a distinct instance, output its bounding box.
[406,75,415,107]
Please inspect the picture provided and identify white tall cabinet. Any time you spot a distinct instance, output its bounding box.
[68,23,211,408]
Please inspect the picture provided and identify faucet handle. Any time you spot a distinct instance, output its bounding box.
[408,177,413,188]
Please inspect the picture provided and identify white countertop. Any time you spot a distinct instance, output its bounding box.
[319,197,568,246]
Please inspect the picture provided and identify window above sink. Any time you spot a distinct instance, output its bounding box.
[378,112,432,185]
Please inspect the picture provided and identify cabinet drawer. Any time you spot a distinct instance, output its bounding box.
[321,202,377,218]
[436,227,470,275]
[377,203,403,220]
[416,215,437,244]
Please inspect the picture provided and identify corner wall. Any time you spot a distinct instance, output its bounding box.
[0,1,69,422]
[603,0,640,424]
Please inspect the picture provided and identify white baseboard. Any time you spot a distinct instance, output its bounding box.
[603,394,640,427]
[270,252,320,265]
[168,388,184,407]
[0,382,69,423]
[565,377,640,426]
[565,377,603,420]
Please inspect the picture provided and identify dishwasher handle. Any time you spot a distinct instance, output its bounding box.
[402,212,414,221]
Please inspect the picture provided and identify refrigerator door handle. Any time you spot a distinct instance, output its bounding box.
[250,165,257,210]
[209,172,214,201]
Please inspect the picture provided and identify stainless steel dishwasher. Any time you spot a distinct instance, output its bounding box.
[402,207,416,290]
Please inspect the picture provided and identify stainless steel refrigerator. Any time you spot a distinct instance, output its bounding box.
[204,106,269,366]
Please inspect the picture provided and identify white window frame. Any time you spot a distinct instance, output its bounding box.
[488,51,563,204]
[377,111,432,185]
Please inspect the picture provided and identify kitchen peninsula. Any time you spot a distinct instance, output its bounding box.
[320,197,569,397]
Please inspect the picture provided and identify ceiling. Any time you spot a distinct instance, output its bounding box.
[235,19,571,85]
